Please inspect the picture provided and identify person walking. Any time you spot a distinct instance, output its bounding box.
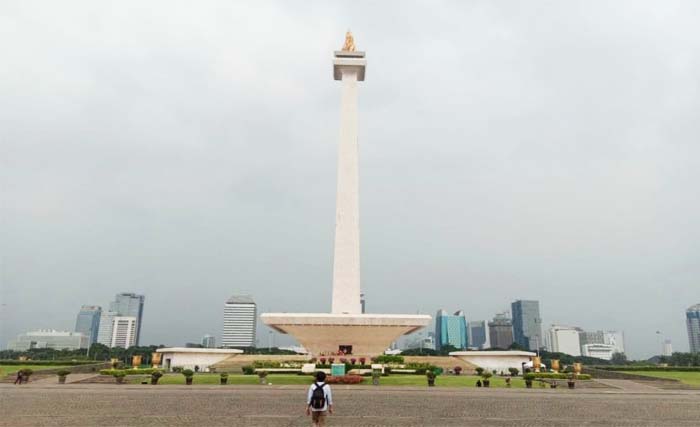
[14,371,22,385]
[306,371,333,427]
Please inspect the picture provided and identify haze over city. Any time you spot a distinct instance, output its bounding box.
[2,0,699,359]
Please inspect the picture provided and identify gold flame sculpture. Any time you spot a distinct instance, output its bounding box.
[342,30,356,51]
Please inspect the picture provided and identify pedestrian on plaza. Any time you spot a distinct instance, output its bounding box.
[306,371,333,427]
[14,371,22,385]
[476,379,482,387]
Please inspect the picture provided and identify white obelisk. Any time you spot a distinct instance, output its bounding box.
[331,34,366,315]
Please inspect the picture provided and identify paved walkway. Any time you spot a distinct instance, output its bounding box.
[594,379,667,392]
[27,373,99,385]
[2,384,699,426]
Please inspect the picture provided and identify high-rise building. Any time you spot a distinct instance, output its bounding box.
[581,343,615,360]
[111,316,137,348]
[511,300,543,351]
[435,310,468,351]
[662,339,673,357]
[687,304,700,353]
[223,295,257,348]
[8,329,88,351]
[202,334,216,348]
[488,312,514,349]
[603,331,625,354]
[547,325,581,356]
[96,310,118,347]
[74,305,102,345]
[467,320,487,349]
[109,293,145,345]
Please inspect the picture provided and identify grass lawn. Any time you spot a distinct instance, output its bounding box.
[156,374,528,388]
[0,365,71,377]
[620,371,700,387]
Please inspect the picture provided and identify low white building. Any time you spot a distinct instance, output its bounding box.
[581,343,616,360]
[156,347,243,372]
[450,351,536,374]
[8,329,88,351]
[547,325,581,356]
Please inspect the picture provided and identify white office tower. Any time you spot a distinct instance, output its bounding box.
[603,330,625,354]
[547,325,581,356]
[222,295,257,348]
[662,339,673,357]
[111,316,137,348]
[96,311,118,346]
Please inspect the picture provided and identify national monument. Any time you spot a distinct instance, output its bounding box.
[261,33,431,356]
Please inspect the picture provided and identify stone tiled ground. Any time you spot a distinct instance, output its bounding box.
[1,384,699,426]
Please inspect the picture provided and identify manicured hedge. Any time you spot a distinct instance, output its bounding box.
[100,368,159,376]
[594,366,700,372]
[534,373,591,380]
[325,375,363,384]
[0,360,98,366]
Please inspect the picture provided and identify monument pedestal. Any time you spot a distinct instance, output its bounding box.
[262,313,430,356]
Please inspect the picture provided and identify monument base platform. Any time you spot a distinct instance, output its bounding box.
[261,313,431,356]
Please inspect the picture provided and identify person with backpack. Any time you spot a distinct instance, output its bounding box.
[306,371,333,427]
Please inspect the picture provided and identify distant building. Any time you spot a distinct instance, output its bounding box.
[96,311,118,347]
[488,312,514,349]
[581,343,615,360]
[435,310,468,351]
[111,316,137,348]
[603,331,625,354]
[222,295,257,348]
[687,304,700,353]
[202,334,216,348]
[662,339,673,357]
[511,300,543,351]
[8,329,88,351]
[74,305,102,345]
[467,321,487,349]
[109,293,145,346]
[547,325,581,356]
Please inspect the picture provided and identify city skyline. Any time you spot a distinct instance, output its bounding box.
[1,1,699,359]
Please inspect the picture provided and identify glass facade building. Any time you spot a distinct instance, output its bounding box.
[467,320,487,349]
[511,300,543,351]
[687,304,700,353]
[74,305,102,345]
[435,310,468,351]
[109,293,145,346]
[488,312,514,349]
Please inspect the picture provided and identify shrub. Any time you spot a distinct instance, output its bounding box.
[475,367,484,376]
[350,358,357,365]
[252,361,282,369]
[220,373,229,378]
[534,373,591,380]
[151,370,163,379]
[172,366,183,373]
[112,371,127,378]
[181,369,194,378]
[56,370,71,377]
[241,366,255,375]
[454,366,463,375]
[99,368,158,376]
[359,357,366,365]
[325,375,363,384]
[372,355,404,364]
[257,370,268,378]
[482,372,493,380]
[523,373,536,381]
[508,367,519,376]
[319,357,327,364]
[339,358,347,364]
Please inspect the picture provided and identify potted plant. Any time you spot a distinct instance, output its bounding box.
[453,366,462,376]
[113,370,127,384]
[505,377,512,388]
[151,370,163,385]
[475,367,484,376]
[350,358,357,365]
[56,370,71,384]
[319,357,327,365]
[328,357,335,364]
[481,372,493,387]
[550,380,558,389]
[426,370,436,387]
[359,357,366,365]
[567,374,576,389]
[182,369,194,385]
[258,370,268,385]
[220,373,229,385]
[524,373,535,388]
[508,367,519,377]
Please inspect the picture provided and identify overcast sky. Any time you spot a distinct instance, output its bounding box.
[1,1,699,358]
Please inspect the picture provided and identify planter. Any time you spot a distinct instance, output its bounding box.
[525,380,533,388]
[151,379,159,385]
[427,379,435,387]
[567,381,575,389]
[185,377,193,385]
[550,381,558,389]
[482,380,490,388]
[372,377,380,386]
[259,377,267,385]
[220,378,228,385]
[115,377,125,384]
[58,376,67,384]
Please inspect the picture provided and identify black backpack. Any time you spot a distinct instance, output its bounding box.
[310,382,327,409]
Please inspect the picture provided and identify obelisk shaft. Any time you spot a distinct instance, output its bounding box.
[331,66,362,314]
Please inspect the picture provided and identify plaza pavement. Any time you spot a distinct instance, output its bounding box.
[1,383,699,426]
